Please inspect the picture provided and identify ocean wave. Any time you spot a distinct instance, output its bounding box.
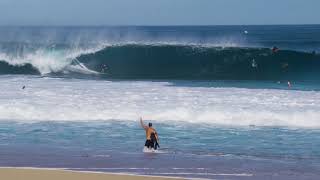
[0,44,105,75]
[0,43,319,80]
[78,44,319,80]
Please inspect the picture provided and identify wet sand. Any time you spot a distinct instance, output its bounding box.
[0,168,182,180]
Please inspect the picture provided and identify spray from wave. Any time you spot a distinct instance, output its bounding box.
[0,43,105,75]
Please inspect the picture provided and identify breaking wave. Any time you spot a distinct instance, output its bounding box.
[0,43,319,80]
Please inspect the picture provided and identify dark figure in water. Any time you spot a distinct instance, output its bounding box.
[101,64,108,73]
[140,117,159,150]
[272,46,279,53]
[251,59,258,68]
[22,86,26,89]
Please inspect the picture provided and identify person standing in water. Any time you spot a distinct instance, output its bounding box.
[140,117,159,150]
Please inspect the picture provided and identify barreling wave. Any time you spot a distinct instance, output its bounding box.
[79,44,320,80]
[0,43,319,80]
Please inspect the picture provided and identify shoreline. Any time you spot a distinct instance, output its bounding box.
[0,167,184,180]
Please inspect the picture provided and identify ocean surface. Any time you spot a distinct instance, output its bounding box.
[0,25,320,179]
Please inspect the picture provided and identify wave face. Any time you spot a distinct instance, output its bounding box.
[78,44,320,80]
[0,26,320,80]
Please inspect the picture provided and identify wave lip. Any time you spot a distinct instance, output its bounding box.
[0,43,105,75]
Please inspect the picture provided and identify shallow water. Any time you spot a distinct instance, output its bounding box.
[0,121,320,179]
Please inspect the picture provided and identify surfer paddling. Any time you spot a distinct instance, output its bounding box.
[140,117,160,151]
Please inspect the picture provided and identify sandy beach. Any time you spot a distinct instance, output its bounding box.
[0,168,181,180]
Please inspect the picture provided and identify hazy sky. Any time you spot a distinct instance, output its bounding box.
[0,0,319,26]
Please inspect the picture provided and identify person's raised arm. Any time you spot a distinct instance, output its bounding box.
[140,117,147,129]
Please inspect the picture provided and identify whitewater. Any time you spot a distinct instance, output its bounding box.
[1,76,320,128]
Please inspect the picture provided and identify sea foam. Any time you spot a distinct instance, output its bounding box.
[0,76,319,128]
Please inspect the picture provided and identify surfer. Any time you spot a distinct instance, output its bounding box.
[140,117,159,150]
[251,59,258,68]
[272,46,279,53]
[101,64,108,73]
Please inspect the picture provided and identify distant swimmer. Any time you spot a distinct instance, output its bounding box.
[272,46,279,53]
[140,117,159,151]
[22,85,25,89]
[251,59,258,68]
[287,81,292,88]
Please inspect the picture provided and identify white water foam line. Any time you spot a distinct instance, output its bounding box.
[0,76,320,128]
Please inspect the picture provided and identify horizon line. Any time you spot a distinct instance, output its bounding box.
[0,23,319,27]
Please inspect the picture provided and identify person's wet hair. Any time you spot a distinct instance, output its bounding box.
[148,123,152,127]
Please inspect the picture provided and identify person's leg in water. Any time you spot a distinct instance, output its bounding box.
[145,140,154,150]
[154,141,160,150]
[144,140,149,148]
[150,140,155,150]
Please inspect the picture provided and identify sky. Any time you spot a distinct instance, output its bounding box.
[0,0,319,26]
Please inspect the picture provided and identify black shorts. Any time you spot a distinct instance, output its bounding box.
[145,140,154,148]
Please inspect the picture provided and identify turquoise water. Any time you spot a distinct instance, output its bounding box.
[1,121,320,179]
[1,121,320,160]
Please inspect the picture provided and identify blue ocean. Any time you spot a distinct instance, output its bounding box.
[0,25,320,179]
